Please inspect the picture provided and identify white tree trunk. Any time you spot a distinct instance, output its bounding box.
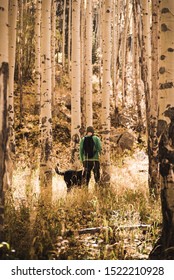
[34,0,41,112]
[150,0,174,260]
[121,0,130,106]
[0,0,9,240]
[132,0,143,132]
[68,0,72,75]
[101,0,112,184]
[141,0,151,96]
[62,0,66,68]
[40,0,52,201]
[85,0,93,127]
[148,0,160,197]
[71,0,81,169]
[81,0,86,129]
[8,0,17,152]
[51,0,56,106]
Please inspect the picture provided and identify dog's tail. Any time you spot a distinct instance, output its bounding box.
[55,165,65,176]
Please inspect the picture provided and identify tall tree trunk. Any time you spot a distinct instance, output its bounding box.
[71,0,81,169]
[141,0,151,97]
[18,0,24,126]
[62,0,66,69]
[0,0,9,241]
[121,0,130,106]
[98,0,103,94]
[141,0,151,129]
[112,0,120,126]
[81,0,86,131]
[132,0,143,135]
[148,0,160,197]
[51,0,56,106]
[85,0,93,127]
[101,0,112,184]
[68,0,72,75]
[8,0,17,153]
[150,0,174,260]
[40,0,52,201]
[34,0,41,114]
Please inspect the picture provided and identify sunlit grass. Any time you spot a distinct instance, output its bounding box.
[3,151,162,260]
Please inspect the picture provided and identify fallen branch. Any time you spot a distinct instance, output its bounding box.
[65,224,151,236]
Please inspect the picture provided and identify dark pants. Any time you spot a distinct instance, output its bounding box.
[83,161,100,186]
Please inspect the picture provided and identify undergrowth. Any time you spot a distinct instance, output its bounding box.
[2,180,162,260]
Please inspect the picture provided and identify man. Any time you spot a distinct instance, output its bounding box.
[80,126,102,186]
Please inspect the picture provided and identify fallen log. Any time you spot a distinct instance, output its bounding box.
[65,224,151,237]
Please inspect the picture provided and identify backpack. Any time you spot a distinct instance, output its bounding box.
[83,136,95,158]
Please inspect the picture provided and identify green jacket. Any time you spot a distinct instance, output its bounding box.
[79,135,102,162]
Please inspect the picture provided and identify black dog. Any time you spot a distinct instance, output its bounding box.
[55,165,83,191]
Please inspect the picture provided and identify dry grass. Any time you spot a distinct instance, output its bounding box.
[3,150,162,260]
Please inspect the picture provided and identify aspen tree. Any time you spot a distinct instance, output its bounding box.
[112,0,120,126]
[0,0,9,241]
[121,0,130,106]
[141,0,151,96]
[71,0,81,169]
[98,0,103,93]
[34,0,41,113]
[101,0,112,184]
[51,0,56,106]
[40,0,52,201]
[150,0,174,260]
[18,0,24,126]
[62,0,66,68]
[141,0,151,129]
[68,0,72,75]
[8,0,17,152]
[132,0,143,134]
[148,0,160,197]
[81,0,86,130]
[85,0,93,127]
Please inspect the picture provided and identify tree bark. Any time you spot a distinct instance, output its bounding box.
[0,0,9,241]
[34,0,41,114]
[132,0,143,135]
[71,0,81,169]
[40,0,52,201]
[8,0,17,153]
[150,0,174,260]
[62,0,66,69]
[68,0,72,75]
[148,0,160,197]
[101,0,112,184]
[51,0,56,106]
[85,0,93,127]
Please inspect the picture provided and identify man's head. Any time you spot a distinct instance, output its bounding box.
[86,126,94,135]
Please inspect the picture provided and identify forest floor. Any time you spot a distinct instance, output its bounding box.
[3,82,162,260]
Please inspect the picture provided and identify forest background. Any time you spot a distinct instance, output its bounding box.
[0,0,174,260]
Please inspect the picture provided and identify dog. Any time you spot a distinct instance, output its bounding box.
[55,165,83,191]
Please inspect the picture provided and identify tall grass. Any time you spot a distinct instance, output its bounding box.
[3,177,162,260]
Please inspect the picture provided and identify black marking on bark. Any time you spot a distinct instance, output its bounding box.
[41,116,47,125]
[161,8,170,14]
[159,67,166,74]
[161,23,171,32]
[160,55,166,60]
[72,133,80,144]
[160,82,174,89]
[168,48,174,52]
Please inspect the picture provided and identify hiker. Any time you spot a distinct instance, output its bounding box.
[79,126,102,186]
